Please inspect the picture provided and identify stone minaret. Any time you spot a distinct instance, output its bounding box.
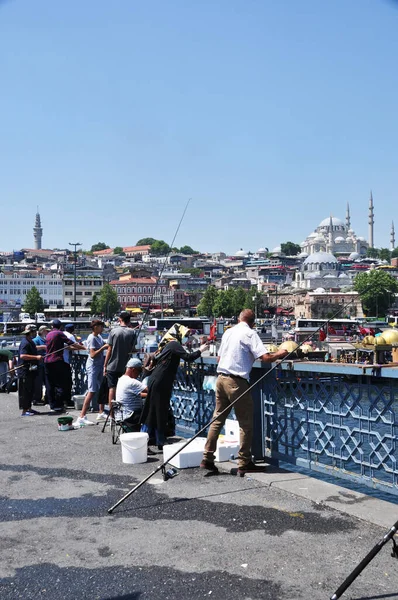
[327,214,334,253]
[33,208,43,250]
[346,202,351,230]
[391,221,395,251]
[368,191,374,248]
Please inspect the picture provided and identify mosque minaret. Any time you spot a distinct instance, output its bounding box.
[391,221,395,251]
[33,208,43,250]
[368,191,374,248]
[346,202,351,230]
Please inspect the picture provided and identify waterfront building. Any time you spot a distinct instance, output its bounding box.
[63,267,104,312]
[294,251,352,290]
[0,268,63,308]
[296,290,364,319]
[110,276,185,310]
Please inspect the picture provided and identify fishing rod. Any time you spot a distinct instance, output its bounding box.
[108,289,370,514]
[1,342,82,379]
[132,198,192,346]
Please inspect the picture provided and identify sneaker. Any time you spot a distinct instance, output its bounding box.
[200,460,219,473]
[73,416,95,428]
[21,411,36,417]
[96,412,108,422]
[237,461,267,477]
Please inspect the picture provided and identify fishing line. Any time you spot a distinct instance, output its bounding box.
[108,287,373,513]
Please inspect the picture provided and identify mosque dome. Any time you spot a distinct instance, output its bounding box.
[346,236,353,242]
[314,235,326,243]
[335,236,345,243]
[308,232,318,239]
[318,217,345,228]
[314,287,326,293]
[300,242,306,247]
[357,236,366,242]
[303,251,338,266]
[298,252,308,258]
[271,246,281,253]
[235,249,247,257]
[257,247,267,253]
[349,252,360,260]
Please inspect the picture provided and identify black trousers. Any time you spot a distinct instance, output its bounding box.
[45,362,70,410]
[33,365,46,404]
[18,371,36,411]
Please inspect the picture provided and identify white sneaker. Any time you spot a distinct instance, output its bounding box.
[73,416,95,428]
[96,412,108,422]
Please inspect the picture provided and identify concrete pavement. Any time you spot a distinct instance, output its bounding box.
[1,391,398,599]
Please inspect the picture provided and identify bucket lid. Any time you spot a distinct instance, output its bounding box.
[120,432,149,442]
[57,416,73,424]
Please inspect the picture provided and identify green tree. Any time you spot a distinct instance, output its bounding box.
[391,247,398,259]
[90,292,100,315]
[90,242,110,252]
[213,290,234,317]
[354,270,398,317]
[136,237,157,246]
[196,286,217,317]
[179,245,199,255]
[95,283,120,319]
[281,241,301,256]
[23,286,45,315]
[113,246,126,256]
[366,247,379,259]
[232,287,247,316]
[379,248,391,262]
[151,240,171,256]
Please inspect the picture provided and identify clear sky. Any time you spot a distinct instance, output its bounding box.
[1,0,397,254]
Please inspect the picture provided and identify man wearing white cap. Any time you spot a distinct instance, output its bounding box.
[115,358,147,422]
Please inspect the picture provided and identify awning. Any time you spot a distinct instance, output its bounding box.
[126,307,143,313]
[164,309,174,314]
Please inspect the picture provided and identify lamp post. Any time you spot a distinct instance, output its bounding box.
[69,242,82,323]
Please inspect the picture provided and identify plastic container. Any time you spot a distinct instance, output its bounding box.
[72,395,85,410]
[57,416,73,431]
[120,432,149,464]
[163,438,206,469]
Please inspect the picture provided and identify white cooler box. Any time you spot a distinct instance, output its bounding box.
[163,420,240,468]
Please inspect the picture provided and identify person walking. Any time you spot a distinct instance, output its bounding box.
[200,309,288,476]
[73,319,108,427]
[18,324,43,416]
[32,325,49,405]
[44,319,82,413]
[140,324,208,449]
[103,311,137,407]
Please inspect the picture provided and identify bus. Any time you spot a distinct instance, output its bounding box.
[146,317,209,333]
[293,318,360,343]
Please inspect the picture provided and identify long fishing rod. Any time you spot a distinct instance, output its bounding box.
[108,290,370,514]
[132,198,191,345]
[1,342,81,379]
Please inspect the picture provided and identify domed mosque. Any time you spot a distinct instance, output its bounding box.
[300,205,369,257]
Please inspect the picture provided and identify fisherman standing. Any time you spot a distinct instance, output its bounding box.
[200,309,288,476]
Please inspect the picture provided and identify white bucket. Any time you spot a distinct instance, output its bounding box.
[120,432,149,464]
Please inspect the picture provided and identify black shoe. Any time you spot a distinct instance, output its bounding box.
[237,461,267,477]
[200,460,219,473]
[147,447,157,456]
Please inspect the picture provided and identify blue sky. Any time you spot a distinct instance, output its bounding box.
[1,0,397,254]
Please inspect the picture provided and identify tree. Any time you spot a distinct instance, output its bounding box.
[213,290,234,318]
[354,270,398,317]
[151,240,171,256]
[23,286,44,315]
[232,287,247,316]
[136,238,157,246]
[95,283,120,319]
[366,247,379,259]
[179,245,199,255]
[113,246,126,256]
[196,286,217,317]
[90,242,110,252]
[379,248,391,262]
[90,292,100,315]
[281,242,301,256]
[391,247,398,259]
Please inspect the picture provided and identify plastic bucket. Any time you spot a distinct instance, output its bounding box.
[58,416,73,431]
[120,432,149,464]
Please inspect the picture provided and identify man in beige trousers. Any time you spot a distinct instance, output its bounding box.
[200,309,288,476]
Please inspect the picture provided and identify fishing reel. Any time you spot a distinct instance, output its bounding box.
[162,465,179,481]
[391,536,398,559]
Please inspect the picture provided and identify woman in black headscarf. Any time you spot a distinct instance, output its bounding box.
[140,324,208,448]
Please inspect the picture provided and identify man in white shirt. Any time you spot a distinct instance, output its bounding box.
[115,358,147,422]
[201,309,288,476]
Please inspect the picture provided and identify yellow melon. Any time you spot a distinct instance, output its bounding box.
[300,344,313,354]
[375,335,387,345]
[379,329,398,344]
[362,335,375,345]
[266,344,279,353]
[279,341,299,353]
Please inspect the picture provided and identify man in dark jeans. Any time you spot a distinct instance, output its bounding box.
[104,311,137,409]
[18,324,43,416]
[44,319,81,413]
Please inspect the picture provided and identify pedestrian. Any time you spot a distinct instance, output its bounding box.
[0,344,14,392]
[63,323,85,407]
[44,319,82,413]
[115,358,147,426]
[140,324,208,449]
[103,311,137,408]
[18,324,43,416]
[73,319,109,427]
[200,309,288,475]
[32,325,49,405]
